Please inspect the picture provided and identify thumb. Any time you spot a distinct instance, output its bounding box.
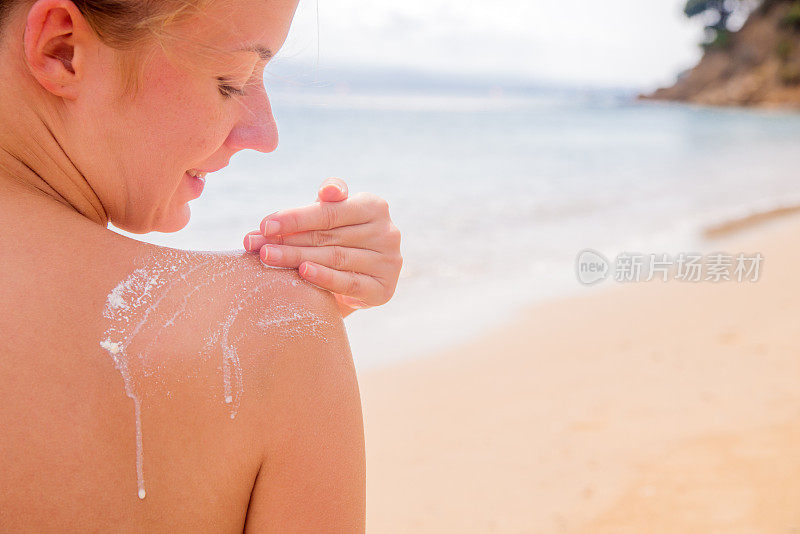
[317,177,349,203]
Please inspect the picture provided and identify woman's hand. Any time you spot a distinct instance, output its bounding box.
[243,178,402,318]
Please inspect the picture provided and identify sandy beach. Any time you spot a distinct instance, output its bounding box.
[358,212,800,532]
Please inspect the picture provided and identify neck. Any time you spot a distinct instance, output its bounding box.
[0,5,109,228]
[0,94,109,227]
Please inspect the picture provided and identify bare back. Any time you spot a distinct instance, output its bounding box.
[0,188,366,532]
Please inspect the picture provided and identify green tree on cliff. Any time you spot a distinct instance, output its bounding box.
[684,0,734,31]
[683,0,762,47]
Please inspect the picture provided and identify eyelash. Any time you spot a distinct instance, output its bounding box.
[217,76,246,99]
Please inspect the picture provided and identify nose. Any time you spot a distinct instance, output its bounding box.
[225,84,279,154]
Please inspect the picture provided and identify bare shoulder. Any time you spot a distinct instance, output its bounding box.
[94,242,363,528]
[100,242,351,417]
[158,247,367,533]
[150,251,368,533]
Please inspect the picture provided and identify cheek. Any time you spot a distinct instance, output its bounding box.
[103,53,229,232]
[137,61,228,166]
[139,96,219,166]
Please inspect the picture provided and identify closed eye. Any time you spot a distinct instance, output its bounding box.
[217,76,247,98]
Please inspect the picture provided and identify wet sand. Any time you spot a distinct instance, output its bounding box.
[358,213,800,532]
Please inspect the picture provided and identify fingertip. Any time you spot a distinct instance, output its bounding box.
[334,179,349,197]
[340,295,369,309]
[319,178,348,200]
[244,233,259,252]
[246,234,269,252]
[318,185,345,203]
[300,261,317,278]
[260,211,279,236]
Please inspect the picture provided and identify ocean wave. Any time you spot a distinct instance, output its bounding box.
[702,201,800,239]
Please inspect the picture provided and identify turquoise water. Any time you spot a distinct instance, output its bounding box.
[116,84,800,370]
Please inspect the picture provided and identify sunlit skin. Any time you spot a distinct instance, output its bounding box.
[0,0,368,530]
[3,0,402,318]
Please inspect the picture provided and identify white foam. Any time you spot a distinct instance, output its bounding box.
[100,339,121,355]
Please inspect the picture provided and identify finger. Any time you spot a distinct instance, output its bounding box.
[260,243,389,279]
[261,192,383,236]
[244,231,269,252]
[255,223,385,252]
[317,177,348,203]
[299,261,386,306]
[335,293,372,310]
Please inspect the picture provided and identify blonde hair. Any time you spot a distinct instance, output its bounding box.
[2,0,238,101]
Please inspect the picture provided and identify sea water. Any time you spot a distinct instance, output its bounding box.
[113,82,800,371]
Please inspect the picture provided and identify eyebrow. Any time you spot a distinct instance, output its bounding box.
[242,45,273,61]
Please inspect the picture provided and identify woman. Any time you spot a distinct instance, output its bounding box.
[0,0,402,531]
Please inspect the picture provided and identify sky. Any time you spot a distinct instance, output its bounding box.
[276,0,709,91]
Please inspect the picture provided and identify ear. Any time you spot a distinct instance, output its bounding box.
[23,0,92,100]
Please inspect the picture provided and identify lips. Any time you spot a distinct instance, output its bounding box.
[189,162,229,173]
[183,161,229,196]
[186,169,208,180]
[184,170,206,198]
